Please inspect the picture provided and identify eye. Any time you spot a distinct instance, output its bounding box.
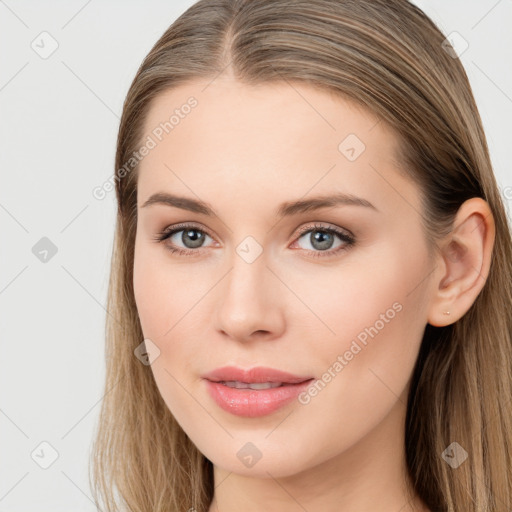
[153,223,215,256]
[153,222,355,258]
[291,223,355,258]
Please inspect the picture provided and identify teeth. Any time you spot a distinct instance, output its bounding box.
[221,381,283,390]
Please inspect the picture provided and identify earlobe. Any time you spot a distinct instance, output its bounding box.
[427,198,495,327]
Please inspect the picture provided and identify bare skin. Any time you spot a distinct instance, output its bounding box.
[132,76,494,512]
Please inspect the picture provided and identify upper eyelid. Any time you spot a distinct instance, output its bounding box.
[164,222,214,239]
[295,222,353,237]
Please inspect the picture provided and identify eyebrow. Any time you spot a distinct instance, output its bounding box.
[141,191,378,216]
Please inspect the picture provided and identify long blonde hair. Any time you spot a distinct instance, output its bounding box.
[90,1,512,510]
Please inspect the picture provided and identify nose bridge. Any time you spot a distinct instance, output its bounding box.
[223,243,268,312]
[214,238,282,339]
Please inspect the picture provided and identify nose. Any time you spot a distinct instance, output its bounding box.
[213,248,285,343]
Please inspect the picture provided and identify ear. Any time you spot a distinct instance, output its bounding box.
[427,197,495,327]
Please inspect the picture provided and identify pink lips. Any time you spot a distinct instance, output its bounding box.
[202,366,315,417]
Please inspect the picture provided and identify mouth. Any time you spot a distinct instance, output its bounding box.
[202,366,315,418]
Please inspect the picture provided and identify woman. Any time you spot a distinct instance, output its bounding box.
[90,1,512,511]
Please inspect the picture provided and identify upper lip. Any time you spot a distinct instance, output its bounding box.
[202,366,314,384]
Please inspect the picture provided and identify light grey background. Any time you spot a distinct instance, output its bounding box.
[1,1,511,510]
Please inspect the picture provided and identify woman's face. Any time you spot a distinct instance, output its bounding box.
[133,77,437,477]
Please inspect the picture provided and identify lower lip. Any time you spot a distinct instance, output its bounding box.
[204,379,314,417]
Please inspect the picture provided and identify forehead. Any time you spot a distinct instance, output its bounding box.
[136,78,416,215]
[141,78,388,152]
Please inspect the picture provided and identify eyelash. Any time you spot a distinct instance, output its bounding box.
[153,222,355,259]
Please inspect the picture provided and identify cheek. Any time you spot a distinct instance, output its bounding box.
[133,245,162,340]
[308,238,430,383]
[133,247,199,413]
[312,242,425,328]
[133,243,202,342]
[287,244,430,452]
